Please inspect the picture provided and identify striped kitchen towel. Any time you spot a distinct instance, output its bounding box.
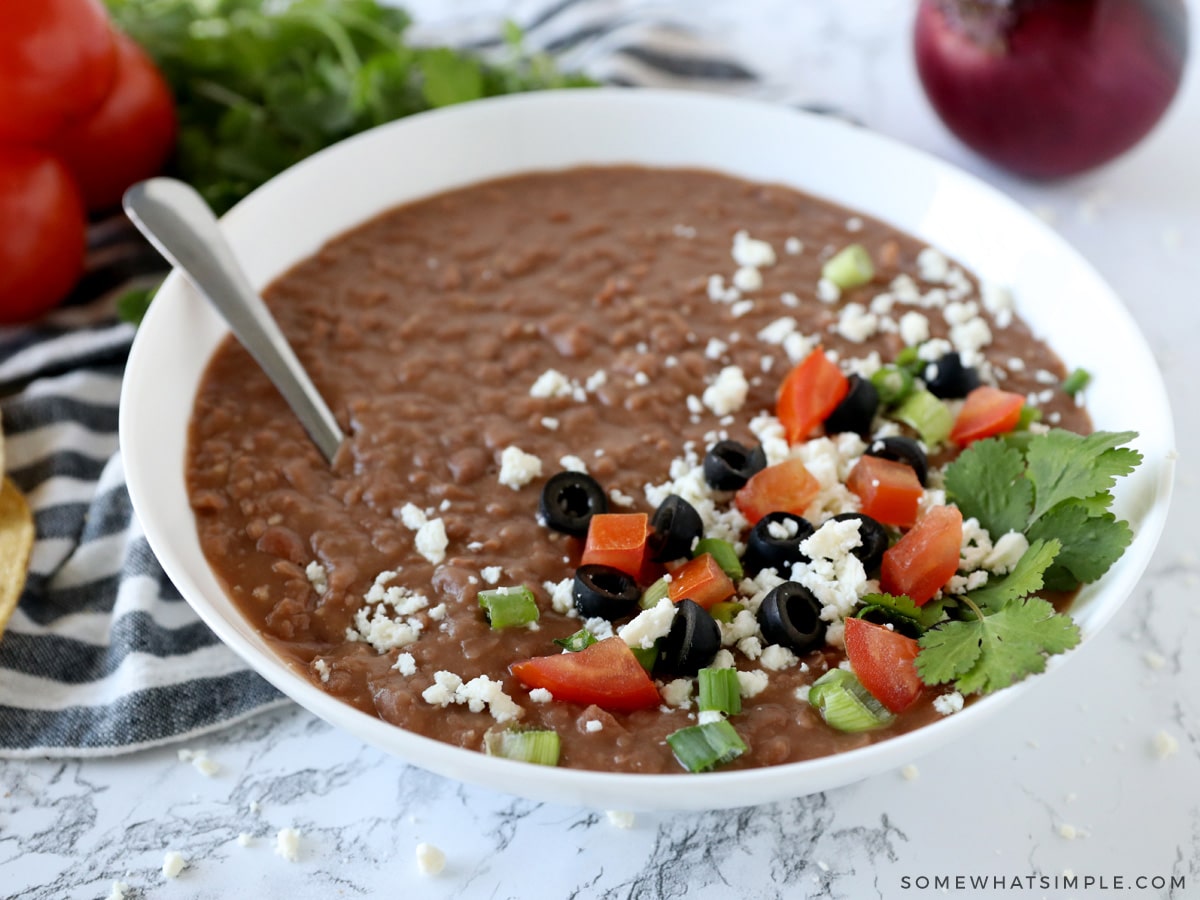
[0,0,771,757]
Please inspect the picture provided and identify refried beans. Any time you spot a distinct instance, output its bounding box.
[186,167,1089,773]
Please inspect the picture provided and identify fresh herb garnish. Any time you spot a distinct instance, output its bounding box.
[914,428,1141,694]
[105,0,595,214]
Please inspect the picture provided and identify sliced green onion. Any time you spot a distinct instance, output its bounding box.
[484,728,561,766]
[1061,367,1091,396]
[698,667,742,716]
[666,719,748,772]
[709,601,745,624]
[630,643,658,672]
[640,575,671,610]
[1016,404,1042,430]
[894,345,922,373]
[693,538,743,581]
[893,389,953,447]
[478,585,539,629]
[808,669,894,733]
[554,628,597,652]
[821,244,875,290]
[870,364,915,407]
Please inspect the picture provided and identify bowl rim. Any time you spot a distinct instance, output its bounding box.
[120,87,1175,810]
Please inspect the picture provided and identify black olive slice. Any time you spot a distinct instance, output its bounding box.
[647,494,704,562]
[830,512,889,573]
[923,351,981,399]
[756,582,826,654]
[539,471,609,537]
[864,435,929,486]
[655,599,721,676]
[742,512,814,577]
[573,564,640,620]
[824,374,880,437]
[703,440,767,491]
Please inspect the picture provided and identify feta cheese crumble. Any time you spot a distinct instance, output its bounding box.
[275,827,302,862]
[421,671,523,722]
[416,842,447,876]
[162,851,187,878]
[618,598,677,650]
[498,446,543,489]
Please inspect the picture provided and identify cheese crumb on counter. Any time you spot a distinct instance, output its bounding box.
[900,764,920,781]
[275,827,302,862]
[236,833,255,847]
[162,851,187,878]
[1152,730,1180,759]
[106,881,130,900]
[416,842,446,876]
[606,810,636,830]
[177,748,221,777]
[498,446,543,489]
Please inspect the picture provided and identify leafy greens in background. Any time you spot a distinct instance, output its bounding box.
[105,0,595,216]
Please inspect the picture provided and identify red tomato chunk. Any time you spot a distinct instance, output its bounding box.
[668,553,736,609]
[950,385,1025,446]
[776,346,849,444]
[846,455,924,528]
[843,616,924,714]
[880,505,963,606]
[581,513,649,578]
[734,457,820,525]
[510,637,662,712]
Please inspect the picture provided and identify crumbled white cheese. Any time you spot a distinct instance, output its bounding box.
[959,517,994,571]
[933,692,965,716]
[236,833,254,848]
[606,810,636,830]
[705,336,729,360]
[757,316,797,346]
[736,670,769,698]
[785,237,803,255]
[529,687,553,703]
[835,302,878,343]
[984,532,1029,574]
[767,518,800,541]
[917,247,950,283]
[737,636,763,660]
[106,882,130,900]
[1152,729,1180,759]
[415,842,446,876]
[816,278,841,303]
[917,338,953,362]
[710,649,736,669]
[794,518,868,623]
[481,566,502,585]
[585,719,604,733]
[544,578,576,617]
[697,709,725,725]
[305,561,328,594]
[707,274,740,303]
[414,518,448,565]
[732,266,763,292]
[556,454,589,474]
[421,671,523,722]
[732,230,776,268]
[584,616,615,640]
[760,644,800,671]
[1144,651,1167,671]
[900,764,920,781]
[660,678,693,709]
[898,311,930,346]
[540,416,559,431]
[720,608,760,648]
[780,291,800,308]
[393,652,417,676]
[313,659,331,684]
[981,281,1015,328]
[162,852,187,878]
[730,298,756,318]
[609,487,637,508]
[530,368,574,399]
[399,503,426,530]
[1058,823,1079,841]
[618,598,677,650]
[702,365,749,416]
[347,603,423,652]
[498,446,543,490]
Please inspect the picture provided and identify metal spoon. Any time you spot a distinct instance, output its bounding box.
[124,178,345,464]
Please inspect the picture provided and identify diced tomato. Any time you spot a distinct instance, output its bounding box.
[843,617,924,714]
[846,455,924,528]
[734,457,820,525]
[581,513,649,578]
[667,553,736,610]
[776,346,850,443]
[880,505,963,606]
[510,637,662,712]
[950,386,1025,446]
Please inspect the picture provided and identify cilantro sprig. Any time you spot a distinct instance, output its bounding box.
[106,0,595,214]
[911,429,1140,695]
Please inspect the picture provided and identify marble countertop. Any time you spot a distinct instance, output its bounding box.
[4,2,1199,898]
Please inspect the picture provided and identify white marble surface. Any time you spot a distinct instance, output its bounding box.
[4,2,1200,897]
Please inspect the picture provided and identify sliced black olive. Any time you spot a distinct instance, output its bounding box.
[864,435,929,486]
[830,512,889,573]
[824,374,880,437]
[742,512,814,577]
[857,605,923,639]
[573,564,639,620]
[703,440,767,491]
[539,471,608,537]
[756,582,826,654]
[923,351,981,399]
[655,599,721,676]
[647,494,704,562]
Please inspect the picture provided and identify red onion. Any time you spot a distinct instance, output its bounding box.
[914,0,1188,178]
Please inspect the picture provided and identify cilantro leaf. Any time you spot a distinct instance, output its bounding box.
[1027,504,1133,590]
[916,597,1080,695]
[859,592,945,629]
[1026,430,1141,523]
[943,438,1032,538]
[418,48,484,108]
[964,538,1059,612]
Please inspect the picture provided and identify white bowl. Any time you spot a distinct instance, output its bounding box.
[121,89,1174,811]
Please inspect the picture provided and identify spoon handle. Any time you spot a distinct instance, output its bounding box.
[124,178,345,464]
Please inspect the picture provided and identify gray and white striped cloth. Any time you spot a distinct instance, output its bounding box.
[0,0,766,757]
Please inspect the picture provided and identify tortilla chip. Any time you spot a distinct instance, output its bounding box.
[0,477,34,637]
